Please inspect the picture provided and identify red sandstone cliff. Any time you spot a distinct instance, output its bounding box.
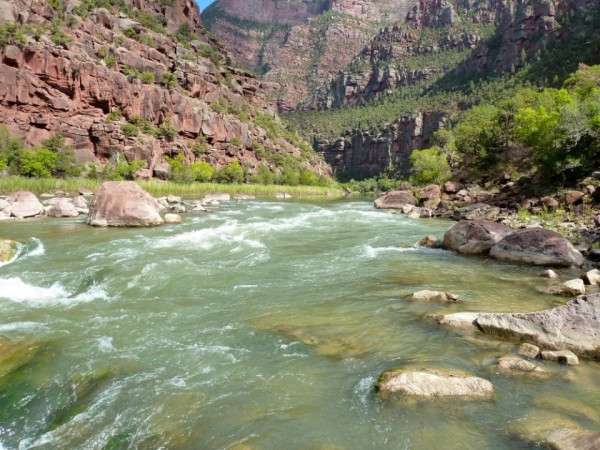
[0,0,329,179]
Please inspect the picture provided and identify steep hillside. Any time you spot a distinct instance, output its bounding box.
[0,0,330,183]
[203,0,419,111]
[285,0,600,179]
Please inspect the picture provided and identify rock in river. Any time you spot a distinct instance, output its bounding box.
[374,190,417,209]
[476,294,600,359]
[0,239,18,262]
[443,220,513,255]
[376,368,494,399]
[7,191,44,219]
[404,290,459,303]
[87,181,164,227]
[489,228,585,267]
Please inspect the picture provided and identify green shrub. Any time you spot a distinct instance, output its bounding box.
[19,148,57,178]
[157,118,178,141]
[214,160,244,184]
[139,71,154,84]
[252,163,275,185]
[230,137,242,146]
[189,161,215,182]
[160,72,178,89]
[121,123,139,138]
[409,148,452,185]
[0,23,27,48]
[102,157,144,180]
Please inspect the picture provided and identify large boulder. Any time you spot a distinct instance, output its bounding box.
[8,191,44,219]
[415,184,441,208]
[443,220,513,255]
[86,181,164,227]
[476,294,600,359]
[376,369,494,399]
[489,228,585,267]
[374,190,417,209]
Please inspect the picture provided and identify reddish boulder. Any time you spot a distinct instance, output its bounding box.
[490,228,585,267]
[374,190,417,209]
[87,181,164,227]
[443,220,513,255]
[564,190,585,205]
[415,184,441,208]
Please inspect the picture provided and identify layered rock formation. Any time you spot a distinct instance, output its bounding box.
[203,0,418,111]
[0,0,329,180]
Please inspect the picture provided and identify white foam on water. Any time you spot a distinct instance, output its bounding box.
[0,321,45,332]
[0,277,108,307]
[98,336,115,352]
[26,238,45,257]
[361,245,416,259]
[354,375,376,406]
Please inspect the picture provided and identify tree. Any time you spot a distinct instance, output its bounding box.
[409,148,451,186]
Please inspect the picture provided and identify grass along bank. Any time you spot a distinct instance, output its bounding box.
[0,177,343,198]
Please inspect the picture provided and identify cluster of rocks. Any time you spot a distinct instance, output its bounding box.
[0,190,91,220]
[0,181,261,228]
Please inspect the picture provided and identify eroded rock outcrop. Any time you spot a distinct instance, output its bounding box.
[87,181,164,227]
[0,239,18,263]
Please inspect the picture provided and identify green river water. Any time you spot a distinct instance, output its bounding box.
[0,199,598,449]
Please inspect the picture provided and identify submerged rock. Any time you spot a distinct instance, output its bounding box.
[374,190,417,209]
[510,413,600,450]
[475,294,600,359]
[443,220,513,255]
[86,181,164,227]
[376,368,494,399]
[404,290,459,303]
[0,239,18,262]
[489,228,585,267]
[8,191,44,219]
[495,356,546,376]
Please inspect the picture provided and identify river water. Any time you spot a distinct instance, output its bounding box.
[0,199,598,449]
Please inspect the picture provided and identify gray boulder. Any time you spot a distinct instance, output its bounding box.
[376,369,494,399]
[490,228,585,267]
[0,239,18,263]
[443,220,513,255]
[47,199,79,218]
[453,203,500,221]
[476,294,600,359]
[374,190,417,209]
[87,181,164,227]
[8,191,44,219]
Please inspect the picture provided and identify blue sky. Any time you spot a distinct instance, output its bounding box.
[196,0,215,12]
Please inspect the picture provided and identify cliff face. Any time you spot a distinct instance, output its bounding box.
[0,0,329,179]
[292,0,599,178]
[203,0,418,111]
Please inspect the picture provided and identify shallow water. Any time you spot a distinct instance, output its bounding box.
[0,199,598,449]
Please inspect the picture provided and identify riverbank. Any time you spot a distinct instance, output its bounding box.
[0,177,342,198]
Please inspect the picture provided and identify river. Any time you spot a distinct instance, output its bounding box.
[0,199,598,449]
